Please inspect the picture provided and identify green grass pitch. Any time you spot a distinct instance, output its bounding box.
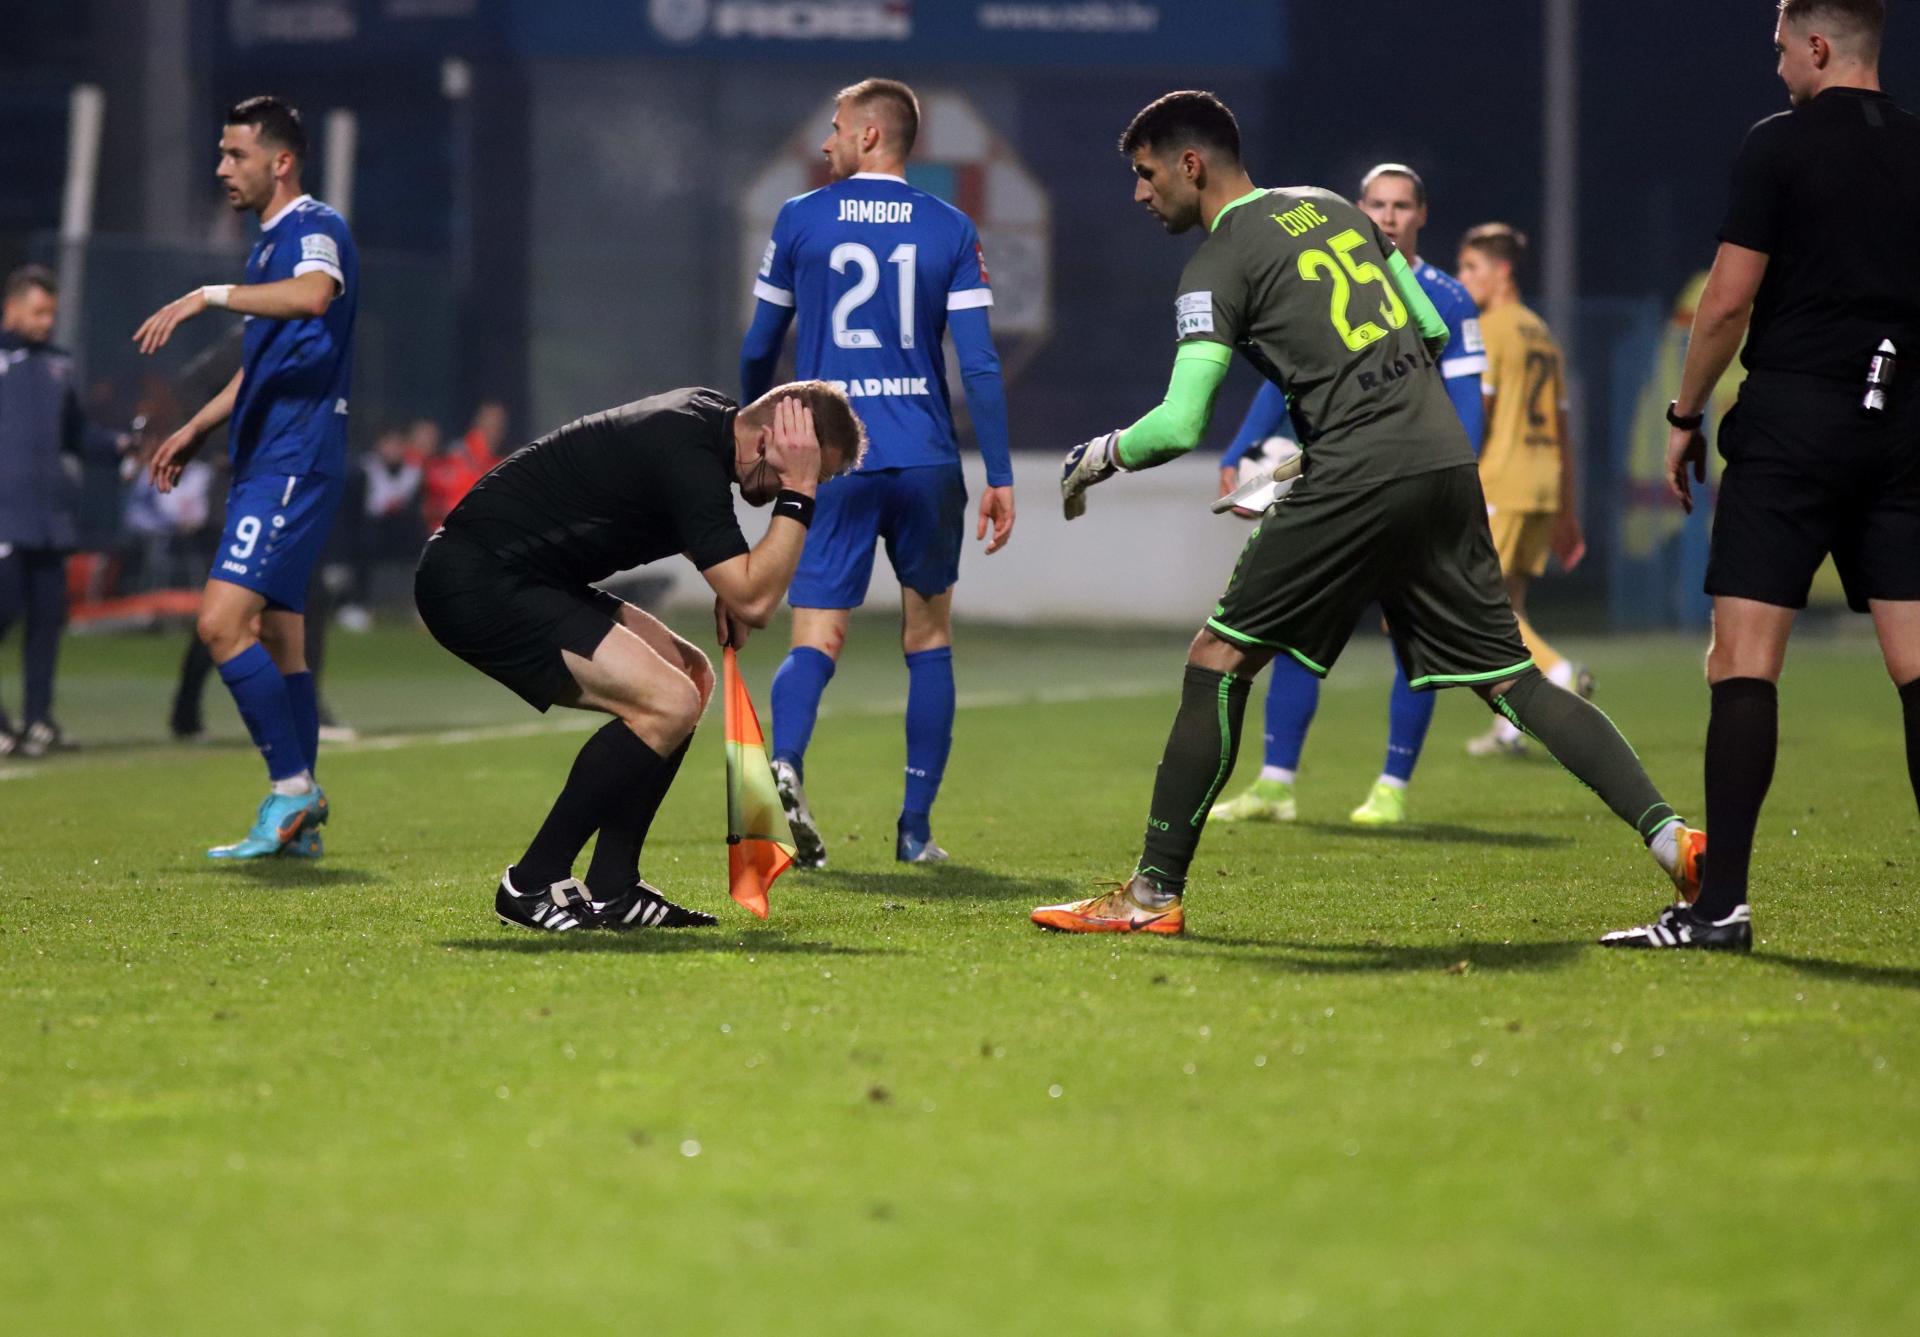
[3,618,1917,1334]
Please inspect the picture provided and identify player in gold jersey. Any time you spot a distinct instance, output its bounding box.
[1456,223,1591,757]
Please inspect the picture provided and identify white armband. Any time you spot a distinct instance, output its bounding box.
[202,285,233,309]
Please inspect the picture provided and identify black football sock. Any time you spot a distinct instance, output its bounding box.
[1900,678,1920,816]
[1137,665,1251,894]
[586,736,691,895]
[1696,677,1778,918]
[1490,668,1679,843]
[516,720,665,890]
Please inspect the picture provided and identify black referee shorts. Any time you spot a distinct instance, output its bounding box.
[414,528,624,712]
[1707,372,1920,612]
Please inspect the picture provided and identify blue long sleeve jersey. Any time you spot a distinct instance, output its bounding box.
[738,173,1012,487]
[1220,258,1486,467]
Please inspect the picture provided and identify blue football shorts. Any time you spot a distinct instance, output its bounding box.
[209,472,346,613]
[789,464,967,609]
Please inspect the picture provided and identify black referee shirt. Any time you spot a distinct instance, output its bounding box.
[442,387,752,586]
[1719,87,1920,383]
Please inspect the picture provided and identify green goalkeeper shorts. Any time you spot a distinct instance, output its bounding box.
[1206,463,1533,690]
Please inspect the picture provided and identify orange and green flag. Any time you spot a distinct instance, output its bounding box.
[723,646,794,919]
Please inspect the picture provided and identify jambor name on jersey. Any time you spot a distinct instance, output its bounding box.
[838,199,915,224]
[829,376,931,398]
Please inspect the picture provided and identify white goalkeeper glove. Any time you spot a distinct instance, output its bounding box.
[1061,430,1123,521]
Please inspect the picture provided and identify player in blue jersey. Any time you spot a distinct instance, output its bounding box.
[740,78,1016,867]
[1208,164,1486,828]
[135,96,356,860]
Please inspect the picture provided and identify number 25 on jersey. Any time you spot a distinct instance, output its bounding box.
[1295,227,1407,352]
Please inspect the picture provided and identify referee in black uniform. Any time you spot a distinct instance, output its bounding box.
[415,381,865,932]
[1605,0,1920,950]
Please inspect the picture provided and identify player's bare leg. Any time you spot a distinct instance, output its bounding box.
[770,606,848,868]
[898,586,955,863]
[1034,629,1271,935]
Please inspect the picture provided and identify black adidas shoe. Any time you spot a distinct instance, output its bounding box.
[1599,902,1752,952]
[588,880,717,929]
[495,868,593,932]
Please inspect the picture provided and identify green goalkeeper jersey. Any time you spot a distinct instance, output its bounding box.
[1169,186,1474,490]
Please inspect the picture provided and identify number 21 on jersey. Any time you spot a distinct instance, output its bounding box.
[830,242,917,350]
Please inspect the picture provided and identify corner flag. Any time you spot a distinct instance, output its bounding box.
[723,647,794,919]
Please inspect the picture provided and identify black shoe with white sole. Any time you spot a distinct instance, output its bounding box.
[1599,902,1752,952]
[495,868,593,932]
[588,880,717,929]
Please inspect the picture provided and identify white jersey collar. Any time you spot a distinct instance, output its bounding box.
[849,172,908,183]
[260,194,314,232]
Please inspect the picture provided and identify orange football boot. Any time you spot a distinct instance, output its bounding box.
[1667,825,1707,905]
[1031,879,1185,935]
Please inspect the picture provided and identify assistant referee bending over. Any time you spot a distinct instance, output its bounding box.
[1604,0,1920,950]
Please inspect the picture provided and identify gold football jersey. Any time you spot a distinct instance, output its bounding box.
[1477,301,1566,514]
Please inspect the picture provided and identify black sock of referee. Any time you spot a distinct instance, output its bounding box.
[1695,677,1778,919]
[1136,665,1251,895]
[586,736,691,895]
[515,720,666,891]
[1900,677,1920,816]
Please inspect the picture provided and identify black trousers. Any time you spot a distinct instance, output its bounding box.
[0,545,69,729]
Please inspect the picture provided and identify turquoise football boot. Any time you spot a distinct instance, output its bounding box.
[208,786,327,860]
[280,828,324,859]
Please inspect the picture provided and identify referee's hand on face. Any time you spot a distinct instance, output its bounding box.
[1666,421,1708,514]
[773,398,821,493]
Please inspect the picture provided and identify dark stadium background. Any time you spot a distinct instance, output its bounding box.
[5,0,1913,623]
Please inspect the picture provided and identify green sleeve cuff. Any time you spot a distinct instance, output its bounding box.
[1388,251,1449,347]
[1116,343,1233,470]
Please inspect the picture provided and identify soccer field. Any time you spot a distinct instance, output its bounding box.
[4,619,1917,1335]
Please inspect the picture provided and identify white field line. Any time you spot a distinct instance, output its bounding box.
[0,677,1181,782]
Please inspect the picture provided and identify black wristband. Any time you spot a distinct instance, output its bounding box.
[1666,400,1705,431]
[773,489,816,527]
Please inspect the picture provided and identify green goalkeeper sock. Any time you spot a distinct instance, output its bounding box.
[1490,668,1679,844]
[1137,665,1252,892]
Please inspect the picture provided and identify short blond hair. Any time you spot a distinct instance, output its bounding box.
[836,77,920,156]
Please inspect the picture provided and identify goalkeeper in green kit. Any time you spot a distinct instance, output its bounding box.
[1032,92,1711,940]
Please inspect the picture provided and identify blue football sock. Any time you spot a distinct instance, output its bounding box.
[217,643,306,781]
[900,646,954,841]
[770,645,836,776]
[1383,664,1436,783]
[1264,655,1321,772]
[283,670,319,776]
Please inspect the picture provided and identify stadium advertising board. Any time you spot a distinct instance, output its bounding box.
[506,0,1289,67]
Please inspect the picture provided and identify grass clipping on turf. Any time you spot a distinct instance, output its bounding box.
[723,646,795,919]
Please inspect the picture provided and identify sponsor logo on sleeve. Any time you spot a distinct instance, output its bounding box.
[300,233,341,270]
[975,240,991,285]
[1461,317,1483,355]
[758,239,777,277]
[1175,291,1214,338]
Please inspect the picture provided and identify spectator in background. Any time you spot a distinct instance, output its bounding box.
[122,456,216,592]
[356,424,424,611]
[420,401,507,533]
[0,265,131,757]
